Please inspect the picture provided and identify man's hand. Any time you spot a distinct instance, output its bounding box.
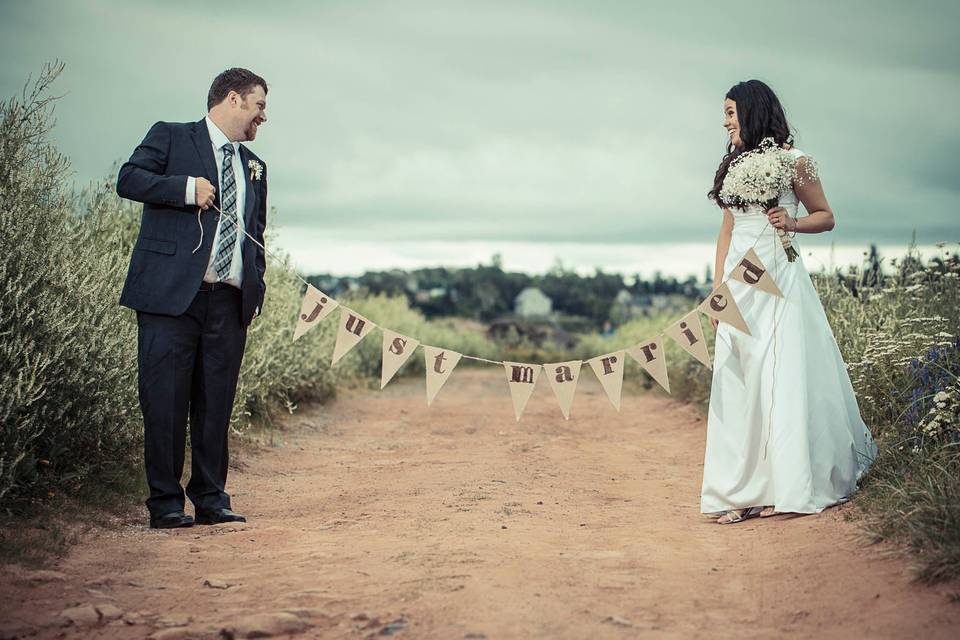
[196,177,216,210]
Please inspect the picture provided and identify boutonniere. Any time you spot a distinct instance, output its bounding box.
[248,159,264,181]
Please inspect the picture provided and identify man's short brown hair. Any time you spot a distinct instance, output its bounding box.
[207,68,268,110]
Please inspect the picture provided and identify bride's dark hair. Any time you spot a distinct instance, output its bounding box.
[708,79,795,208]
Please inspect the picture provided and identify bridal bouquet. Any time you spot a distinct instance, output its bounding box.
[719,137,806,261]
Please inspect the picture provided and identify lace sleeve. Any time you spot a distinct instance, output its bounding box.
[794,154,820,187]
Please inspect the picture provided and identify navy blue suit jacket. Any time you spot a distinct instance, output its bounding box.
[117,119,267,326]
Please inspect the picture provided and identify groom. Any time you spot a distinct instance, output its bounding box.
[117,68,268,528]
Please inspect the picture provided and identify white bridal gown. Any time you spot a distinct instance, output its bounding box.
[700,148,878,515]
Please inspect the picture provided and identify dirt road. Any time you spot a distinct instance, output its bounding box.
[2,368,958,639]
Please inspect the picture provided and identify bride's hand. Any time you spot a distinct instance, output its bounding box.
[766,206,797,231]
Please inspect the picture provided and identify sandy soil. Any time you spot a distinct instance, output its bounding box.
[1,368,958,639]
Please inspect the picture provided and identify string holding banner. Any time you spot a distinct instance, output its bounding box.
[198,201,785,422]
[287,246,785,419]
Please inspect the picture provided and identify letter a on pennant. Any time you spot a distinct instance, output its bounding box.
[587,351,625,411]
[665,310,712,369]
[626,336,670,394]
[502,362,542,421]
[423,346,462,406]
[380,329,420,389]
[293,285,339,341]
[730,248,783,297]
[331,307,376,365]
[697,282,751,336]
[543,360,582,420]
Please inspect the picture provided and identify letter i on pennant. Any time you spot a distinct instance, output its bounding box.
[331,307,376,365]
[293,285,339,341]
[665,310,712,369]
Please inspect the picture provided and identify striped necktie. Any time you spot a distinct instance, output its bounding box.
[213,143,238,280]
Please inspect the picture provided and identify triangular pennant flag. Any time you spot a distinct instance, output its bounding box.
[331,307,376,365]
[380,329,420,389]
[587,351,625,411]
[293,285,339,341]
[423,346,462,406]
[730,248,783,298]
[502,362,542,421]
[665,311,712,369]
[543,360,582,420]
[698,282,751,336]
[626,336,670,394]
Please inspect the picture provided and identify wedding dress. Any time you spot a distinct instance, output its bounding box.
[700,147,878,515]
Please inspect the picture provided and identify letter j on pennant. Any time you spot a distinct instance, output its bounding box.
[293,285,339,341]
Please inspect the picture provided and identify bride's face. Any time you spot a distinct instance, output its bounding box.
[723,98,742,148]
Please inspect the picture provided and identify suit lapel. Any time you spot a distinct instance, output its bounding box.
[239,145,257,228]
[190,119,219,191]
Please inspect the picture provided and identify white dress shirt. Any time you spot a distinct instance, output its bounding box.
[186,116,246,288]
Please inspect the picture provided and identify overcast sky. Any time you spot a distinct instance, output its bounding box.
[2,0,957,274]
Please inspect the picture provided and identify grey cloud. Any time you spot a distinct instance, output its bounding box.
[1,0,957,251]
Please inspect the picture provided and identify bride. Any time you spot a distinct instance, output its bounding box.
[701,79,878,524]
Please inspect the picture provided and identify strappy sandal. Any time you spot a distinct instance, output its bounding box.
[760,506,778,518]
[716,506,763,524]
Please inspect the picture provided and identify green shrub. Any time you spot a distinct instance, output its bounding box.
[0,63,142,506]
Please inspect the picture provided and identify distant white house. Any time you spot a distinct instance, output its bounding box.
[514,287,552,317]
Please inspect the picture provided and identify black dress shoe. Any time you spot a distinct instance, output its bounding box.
[195,508,247,525]
[149,510,194,529]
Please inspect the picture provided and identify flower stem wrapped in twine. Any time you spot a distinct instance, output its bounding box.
[764,197,799,262]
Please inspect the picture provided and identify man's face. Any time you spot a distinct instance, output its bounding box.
[236,85,267,141]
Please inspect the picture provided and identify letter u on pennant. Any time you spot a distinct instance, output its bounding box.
[331,306,376,365]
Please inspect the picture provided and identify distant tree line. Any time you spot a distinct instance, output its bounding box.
[306,254,709,326]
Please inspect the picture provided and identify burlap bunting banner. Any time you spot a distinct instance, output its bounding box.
[291,247,775,420]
